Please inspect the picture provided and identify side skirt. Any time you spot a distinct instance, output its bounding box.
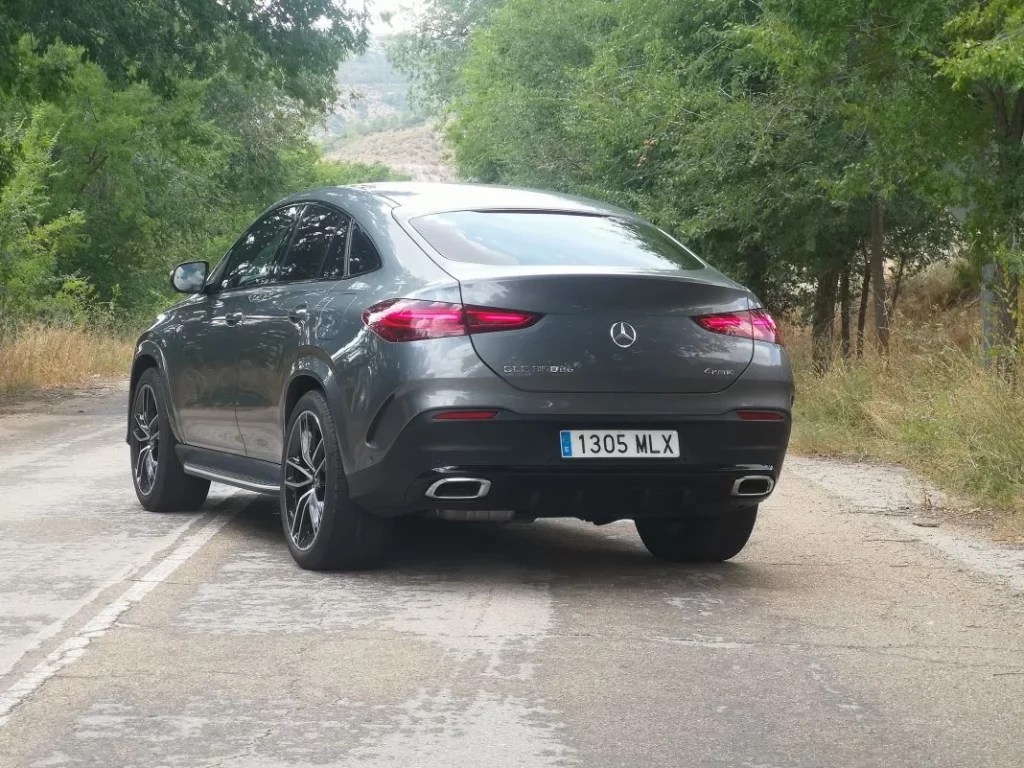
[176,445,281,495]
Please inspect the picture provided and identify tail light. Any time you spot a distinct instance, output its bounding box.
[363,299,542,342]
[694,309,782,345]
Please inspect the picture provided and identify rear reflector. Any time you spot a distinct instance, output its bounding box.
[363,299,542,342]
[737,410,785,421]
[694,309,782,345]
[432,410,498,421]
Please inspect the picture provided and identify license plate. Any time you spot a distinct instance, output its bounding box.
[559,430,680,459]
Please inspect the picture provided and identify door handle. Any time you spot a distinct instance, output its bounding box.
[289,305,309,323]
[225,311,244,326]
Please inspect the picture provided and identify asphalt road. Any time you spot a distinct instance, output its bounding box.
[1,384,1022,768]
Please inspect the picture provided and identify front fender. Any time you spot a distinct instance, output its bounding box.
[128,336,186,445]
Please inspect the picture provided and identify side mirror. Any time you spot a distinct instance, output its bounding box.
[170,261,209,294]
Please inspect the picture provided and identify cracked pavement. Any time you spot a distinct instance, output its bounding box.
[0,384,1022,767]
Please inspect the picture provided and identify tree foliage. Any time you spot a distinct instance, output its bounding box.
[0,110,83,321]
[389,0,505,114]
[0,0,370,111]
[400,0,1021,369]
[0,2,390,332]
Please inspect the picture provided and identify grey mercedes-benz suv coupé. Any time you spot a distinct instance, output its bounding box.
[128,183,793,570]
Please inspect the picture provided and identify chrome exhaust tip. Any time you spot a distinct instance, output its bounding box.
[731,475,775,498]
[425,477,491,501]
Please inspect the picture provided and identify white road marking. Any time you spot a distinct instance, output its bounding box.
[0,503,243,726]
[0,424,123,472]
[0,517,200,678]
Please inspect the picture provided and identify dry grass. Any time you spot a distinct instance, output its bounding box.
[788,284,1024,540]
[0,324,133,396]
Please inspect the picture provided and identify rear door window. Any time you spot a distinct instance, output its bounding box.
[410,211,704,271]
[276,205,347,283]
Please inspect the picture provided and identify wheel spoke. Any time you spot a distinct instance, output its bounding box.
[300,423,316,468]
[134,444,151,482]
[309,499,322,534]
[291,488,314,538]
[286,457,313,481]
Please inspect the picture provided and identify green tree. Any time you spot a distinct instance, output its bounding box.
[0,36,407,323]
[0,1,370,111]
[389,0,505,115]
[444,0,954,368]
[751,0,1023,370]
[0,110,82,321]
[937,0,1024,370]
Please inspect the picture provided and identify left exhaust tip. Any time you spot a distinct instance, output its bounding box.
[425,477,491,501]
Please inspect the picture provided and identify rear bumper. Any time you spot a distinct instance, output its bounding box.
[347,411,791,521]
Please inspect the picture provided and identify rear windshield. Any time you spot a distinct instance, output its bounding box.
[409,211,704,270]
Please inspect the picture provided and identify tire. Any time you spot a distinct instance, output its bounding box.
[129,367,211,512]
[635,506,758,563]
[280,390,393,570]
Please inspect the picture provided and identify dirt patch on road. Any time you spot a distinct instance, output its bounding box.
[787,456,1024,592]
[0,377,129,417]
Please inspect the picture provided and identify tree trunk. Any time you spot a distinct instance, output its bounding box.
[856,256,870,359]
[839,266,852,364]
[811,268,840,374]
[983,256,1021,379]
[870,195,889,354]
[889,253,906,317]
[981,262,998,367]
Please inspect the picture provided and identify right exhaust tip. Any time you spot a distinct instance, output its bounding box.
[425,477,491,501]
[731,475,775,498]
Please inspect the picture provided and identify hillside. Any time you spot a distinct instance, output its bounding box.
[321,36,425,150]
[326,124,455,182]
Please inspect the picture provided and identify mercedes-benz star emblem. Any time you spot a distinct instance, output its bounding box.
[610,321,638,349]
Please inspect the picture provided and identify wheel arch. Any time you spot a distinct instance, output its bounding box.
[282,354,354,473]
[284,373,325,426]
[128,339,187,444]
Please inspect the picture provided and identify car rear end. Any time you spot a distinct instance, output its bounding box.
[344,198,793,524]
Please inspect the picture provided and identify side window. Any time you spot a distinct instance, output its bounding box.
[219,206,300,291]
[318,213,352,280]
[276,205,347,283]
[348,225,383,277]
